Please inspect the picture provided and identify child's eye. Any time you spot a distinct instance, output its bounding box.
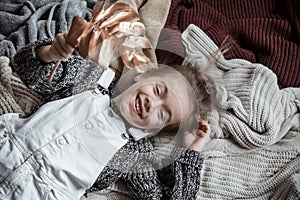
[156,85,160,96]
[159,109,164,121]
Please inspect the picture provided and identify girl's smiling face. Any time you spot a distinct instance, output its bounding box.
[113,68,195,132]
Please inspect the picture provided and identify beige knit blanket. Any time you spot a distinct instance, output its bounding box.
[182,24,300,200]
[0,56,43,116]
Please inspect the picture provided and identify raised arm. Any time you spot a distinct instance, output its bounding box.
[11,33,89,94]
[121,122,208,200]
[166,148,204,199]
[86,139,205,199]
[160,119,210,199]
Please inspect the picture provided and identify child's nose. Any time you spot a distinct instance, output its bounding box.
[145,97,152,113]
[145,97,162,113]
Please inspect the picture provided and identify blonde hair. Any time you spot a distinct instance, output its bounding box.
[172,64,212,119]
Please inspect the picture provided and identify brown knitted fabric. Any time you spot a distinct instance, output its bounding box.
[159,0,300,88]
[0,56,43,115]
[0,84,23,115]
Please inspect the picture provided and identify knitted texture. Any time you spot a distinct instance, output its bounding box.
[182,24,300,200]
[11,39,102,99]
[89,138,204,199]
[0,56,43,115]
[162,0,300,88]
[0,0,92,58]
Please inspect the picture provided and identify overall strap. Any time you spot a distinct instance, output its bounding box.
[94,68,115,96]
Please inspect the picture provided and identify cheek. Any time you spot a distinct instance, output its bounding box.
[137,84,154,95]
[140,117,152,126]
[144,114,165,130]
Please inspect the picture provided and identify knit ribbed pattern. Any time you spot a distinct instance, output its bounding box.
[89,138,204,199]
[11,39,109,114]
[182,24,300,200]
[0,56,43,115]
[199,150,300,199]
[163,0,300,88]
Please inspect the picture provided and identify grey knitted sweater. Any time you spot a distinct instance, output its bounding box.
[11,39,204,200]
[181,24,300,200]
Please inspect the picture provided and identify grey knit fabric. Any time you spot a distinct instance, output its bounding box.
[0,0,93,58]
[181,24,300,200]
[11,39,103,101]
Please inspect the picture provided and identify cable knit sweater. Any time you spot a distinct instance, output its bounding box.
[181,24,300,200]
[10,39,204,199]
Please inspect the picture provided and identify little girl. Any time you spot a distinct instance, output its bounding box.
[0,33,212,199]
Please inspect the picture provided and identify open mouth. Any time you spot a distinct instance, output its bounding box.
[135,95,143,118]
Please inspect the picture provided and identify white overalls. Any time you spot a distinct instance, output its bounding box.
[0,69,130,199]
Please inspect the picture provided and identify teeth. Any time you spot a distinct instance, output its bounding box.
[135,98,141,116]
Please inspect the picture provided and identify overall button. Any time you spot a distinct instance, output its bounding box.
[121,133,130,140]
[84,122,94,130]
[34,152,43,161]
[93,88,101,95]
[57,138,67,146]
[108,110,113,117]
[0,129,8,140]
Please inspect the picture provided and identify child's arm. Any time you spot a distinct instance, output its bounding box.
[121,145,205,200]
[11,33,89,94]
[122,122,209,199]
[166,148,204,199]
[36,32,73,63]
[162,119,210,199]
[88,121,209,199]
[87,138,163,199]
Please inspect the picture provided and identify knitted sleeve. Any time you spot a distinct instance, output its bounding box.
[87,138,163,199]
[166,148,204,199]
[121,146,204,199]
[87,138,204,199]
[11,38,88,94]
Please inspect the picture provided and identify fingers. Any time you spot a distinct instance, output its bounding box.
[197,118,211,134]
[181,119,211,152]
[62,32,68,39]
[49,32,74,62]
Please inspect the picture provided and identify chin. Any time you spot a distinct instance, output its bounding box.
[129,119,143,128]
[127,118,146,129]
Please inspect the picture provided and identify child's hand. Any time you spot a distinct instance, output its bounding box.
[182,119,211,152]
[37,32,74,63]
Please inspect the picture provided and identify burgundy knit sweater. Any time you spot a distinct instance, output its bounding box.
[156,0,299,88]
